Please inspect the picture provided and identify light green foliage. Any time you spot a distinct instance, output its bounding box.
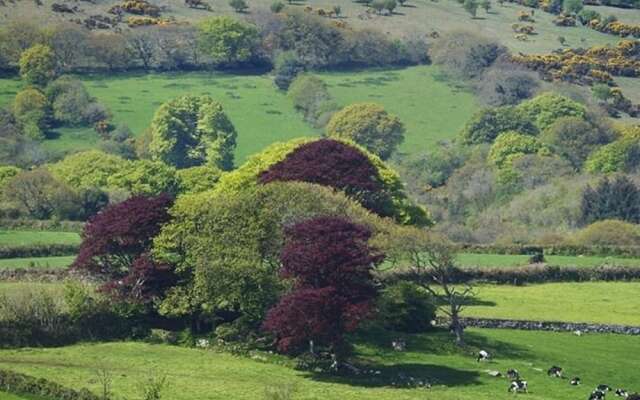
[0,230,80,246]
[459,106,537,144]
[0,166,21,193]
[0,256,75,270]
[563,0,583,14]
[488,131,546,168]
[107,160,180,196]
[572,219,640,246]
[516,92,587,131]
[12,87,49,140]
[154,181,390,320]
[287,74,338,127]
[176,165,222,194]
[463,0,479,17]
[197,16,258,66]
[213,137,430,226]
[326,103,405,160]
[18,45,57,86]
[49,150,130,190]
[149,95,237,170]
[585,134,640,173]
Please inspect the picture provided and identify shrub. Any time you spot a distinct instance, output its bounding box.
[516,92,587,131]
[326,103,405,160]
[46,76,103,127]
[0,369,100,400]
[585,135,640,173]
[476,66,539,106]
[572,219,640,246]
[429,31,505,79]
[19,44,57,86]
[376,281,436,333]
[197,16,259,66]
[107,159,180,196]
[273,51,304,91]
[287,74,338,127]
[229,0,249,12]
[12,87,50,140]
[459,106,537,144]
[541,117,613,169]
[488,131,546,168]
[581,175,640,225]
[176,165,222,194]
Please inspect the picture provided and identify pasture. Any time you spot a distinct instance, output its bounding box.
[0,231,80,246]
[0,329,637,400]
[0,66,478,161]
[457,253,640,268]
[0,256,74,270]
[466,282,640,325]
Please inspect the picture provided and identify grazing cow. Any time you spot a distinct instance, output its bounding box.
[590,390,606,400]
[547,366,563,378]
[615,389,629,398]
[571,377,582,385]
[598,385,613,392]
[508,379,528,393]
[507,369,520,380]
[477,350,490,362]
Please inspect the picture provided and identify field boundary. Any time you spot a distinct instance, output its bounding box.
[438,317,640,335]
[459,243,640,258]
[0,244,79,259]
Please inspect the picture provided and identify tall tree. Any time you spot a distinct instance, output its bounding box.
[19,44,57,86]
[263,216,382,358]
[581,176,640,225]
[149,95,237,170]
[197,16,258,66]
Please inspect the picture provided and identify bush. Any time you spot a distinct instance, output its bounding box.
[326,103,405,160]
[429,31,505,79]
[488,131,546,168]
[19,44,57,86]
[572,219,640,246]
[0,243,79,258]
[197,16,259,66]
[273,51,304,91]
[459,106,537,144]
[585,135,640,173]
[376,281,436,333]
[541,117,613,169]
[12,87,50,140]
[0,369,100,400]
[516,92,587,131]
[476,66,539,106]
[287,74,338,127]
[581,175,640,225]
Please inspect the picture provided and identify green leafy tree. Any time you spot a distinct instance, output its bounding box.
[371,0,386,13]
[516,92,587,131]
[197,16,258,66]
[176,165,222,194]
[12,87,50,140]
[287,74,338,127]
[459,106,537,144]
[488,131,546,168]
[585,135,640,174]
[581,176,640,225]
[270,1,285,12]
[592,84,613,103]
[384,0,397,13]
[148,95,237,170]
[107,160,180,196]
[49,150,131,190]
[541,117,613,169]
[326,103,405,160]
[0,166,21,195]
[19,44,57,86]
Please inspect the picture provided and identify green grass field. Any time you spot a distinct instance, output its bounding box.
[0,231,80,247]
[0,329,637,400]
[0,66,477,161]
[466,282,640,325]
[457,253,640,268]
[0,256,74,270]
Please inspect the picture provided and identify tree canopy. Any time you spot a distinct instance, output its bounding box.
[197,16,259,66]
[148,95,237,170]
[326,103,405,160]
[19,44,57,86]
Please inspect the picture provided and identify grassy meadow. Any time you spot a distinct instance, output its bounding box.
[466,282,640,325]
[0,256,74,270]
[0,329,637,400]
[0,66,478,161]
[457,253,640,268]
[0,231,80,246]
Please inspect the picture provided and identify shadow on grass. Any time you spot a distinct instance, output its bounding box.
[304,362,481,388]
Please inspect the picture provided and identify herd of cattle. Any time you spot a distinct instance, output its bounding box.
[476,350,638,399]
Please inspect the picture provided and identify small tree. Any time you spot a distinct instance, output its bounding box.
[197,16,258,66]
[270,1,285,12]
[19,44,57,86]
[384,0,397,13]
[463,0,479,18]
[229,0,249,12]
[480,0,491,13]
[263,216,382,358]
[371,0,386,14]
[563,0,583,14]
[581,176,640,225]
[592,84,613,103]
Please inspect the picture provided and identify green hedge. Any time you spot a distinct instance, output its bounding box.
[0,244,79,259]
[0,369,100,400]
[459,243,640,258]
[0,219,84,232]
[386,265,640,285]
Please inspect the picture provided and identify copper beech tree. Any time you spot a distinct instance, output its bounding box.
[72,194,176,302]
[263,216,383,358]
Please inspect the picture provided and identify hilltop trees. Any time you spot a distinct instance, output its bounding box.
[326,103,405,160]
[148,95,237,170]
[263,216,382,355]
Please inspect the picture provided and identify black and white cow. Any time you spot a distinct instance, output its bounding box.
[507,369,520,380]
[615,389,629,398]
[547,366,563,378]
[508,379,528,393]
[571,377,582,386]
[477,350,490,362]
[590,390,607,400]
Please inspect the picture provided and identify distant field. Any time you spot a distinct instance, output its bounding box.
[0,282,65,296]
[466,282,640,325]
[0,256,74,270]
[457,253,640,268]
[0,66,478,161]
[0,329,637,400]
[0,231,80,247]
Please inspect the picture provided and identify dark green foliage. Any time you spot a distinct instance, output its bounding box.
[581,176,640,225]
[0,243,79,258]
[0,369,100,399]
[541,117,613,169]
[459,107,537,144]
[273,52,305,91]
[376,281,436,333]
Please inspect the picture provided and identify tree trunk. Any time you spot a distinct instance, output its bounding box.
[450,308,465,346]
